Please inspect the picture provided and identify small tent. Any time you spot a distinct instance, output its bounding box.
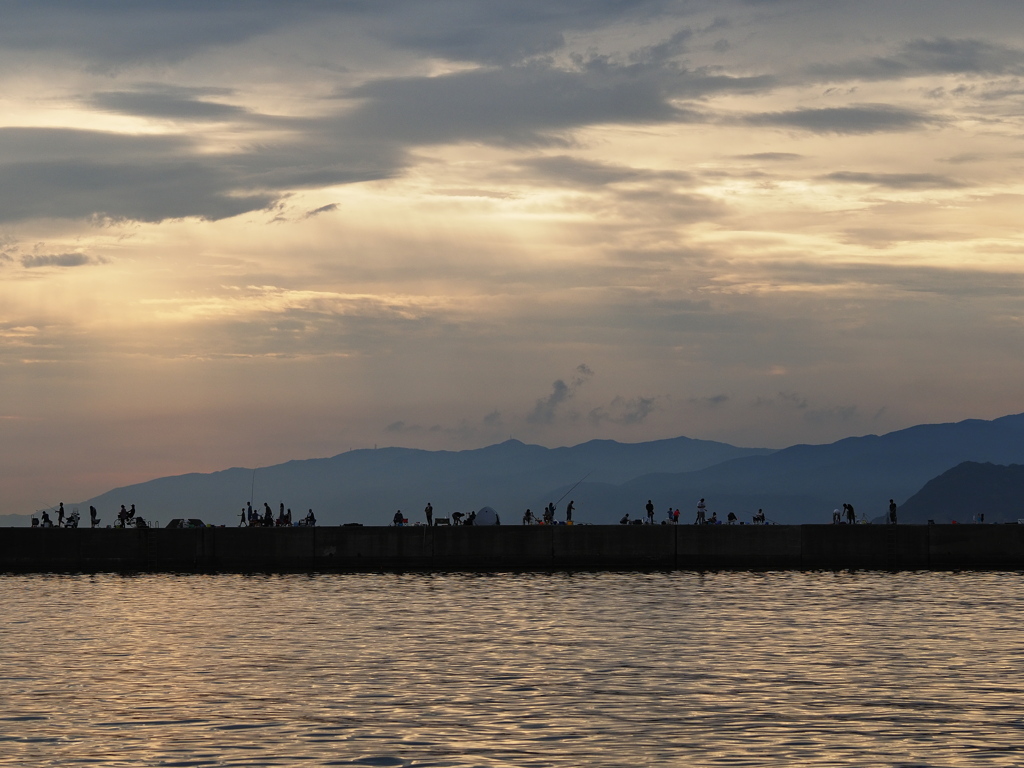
[474,506,501,525]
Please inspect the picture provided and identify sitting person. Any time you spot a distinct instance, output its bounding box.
[305,509,316,526]
[727,511,737,525]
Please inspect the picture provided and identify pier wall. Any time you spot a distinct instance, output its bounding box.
[1,524,1022,572]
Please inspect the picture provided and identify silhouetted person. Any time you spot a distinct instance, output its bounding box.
[695,499,707,525]
[753,509,765,524]
[263,503,273,527]
[465,510,476,526]
[305,509,316,526]
[90,506,99,528]
[727,512,737,525]
[239,507,247,526]
[846,504,856,525]
[41,510,52,527]
[889,499,897,525]
[523,509,534,525]
[425,502,433,527]
[452,511,464,525]
[57,503,65,527]
[128,504,136,522]
[565,500,574,523]
[645,499,654,524]
[673,509,680,524]
[286,508,292,526]
[620,513,630,525]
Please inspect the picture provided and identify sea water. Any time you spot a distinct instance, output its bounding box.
[1,571,1022,767]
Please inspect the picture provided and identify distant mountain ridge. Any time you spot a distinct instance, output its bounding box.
[899,462,1024,524]
[6,412,1024,527]
[576,413,1024,524]
[63,435,772,527]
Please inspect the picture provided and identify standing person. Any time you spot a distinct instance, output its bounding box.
[57,503,65,527]
[645,500,655,525]
[90,506,99,528]
[523,509,534,525]
[673,509,680,524]
[425,502,433,527]
[846,504,856,525]
[239,507,247,526]
[695,498,707,525]
[565,500,574,523]
[889,499,898,525]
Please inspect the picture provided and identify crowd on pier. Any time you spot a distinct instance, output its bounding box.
[239,502,316,527]
[32,503,149,529]
[31,495,906,529]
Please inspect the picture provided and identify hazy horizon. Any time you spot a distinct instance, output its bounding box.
[3,2,1024,517]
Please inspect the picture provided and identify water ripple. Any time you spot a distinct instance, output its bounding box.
[0,571,1022,766]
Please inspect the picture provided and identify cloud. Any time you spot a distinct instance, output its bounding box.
[754,391,809,410]
[365,1,690,65]
[0,2,326,65]
[734,152,803,162]
[745,104,935,134]
[517,155,693,186]
[0,126,397,224]
[302,203,339,219]
[339,61,689,147]
[589,395,656,425]
[690,394,729,407]
[810,37,1024,82]
[526,364,594,425]
[87,85,258,122]
[21,252,93,268]
[822,171,965,190]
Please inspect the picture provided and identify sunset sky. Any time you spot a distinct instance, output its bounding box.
[3,1,1024,516]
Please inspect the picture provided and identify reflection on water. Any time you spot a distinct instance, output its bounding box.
[1,571,1023,766]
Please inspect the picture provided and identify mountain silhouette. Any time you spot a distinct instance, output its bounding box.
[7,412,1024,527]
[898,461,1024,524]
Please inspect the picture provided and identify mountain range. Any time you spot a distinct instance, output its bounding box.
[6,412,1024,527]
[899,461,1024,525]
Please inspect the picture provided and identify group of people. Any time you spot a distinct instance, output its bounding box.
[522,500,575,525]
[34,503,132,529]
[240,502,316,527]
[618,499,769,526]
[393,505,485,526]
[831,500,899,525]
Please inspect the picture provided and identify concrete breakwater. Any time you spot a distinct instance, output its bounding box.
[2,524,1023,571]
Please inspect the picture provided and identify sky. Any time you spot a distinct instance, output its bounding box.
[2,1,1024,516]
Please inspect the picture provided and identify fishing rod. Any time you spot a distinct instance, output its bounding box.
[250,466,259,506]
[553,472,591,508]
